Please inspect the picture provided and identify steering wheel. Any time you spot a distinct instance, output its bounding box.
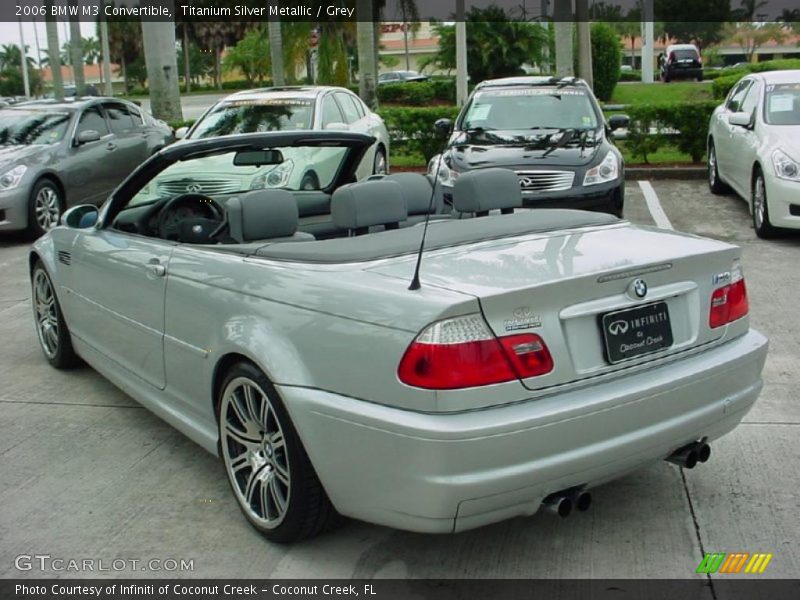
[156,193,224,243]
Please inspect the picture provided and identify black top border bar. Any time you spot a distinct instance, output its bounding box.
[5,0,800,23]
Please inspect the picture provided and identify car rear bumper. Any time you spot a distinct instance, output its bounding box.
[764,174,800,229]
[279,329,767,533]
[0,187,29,231]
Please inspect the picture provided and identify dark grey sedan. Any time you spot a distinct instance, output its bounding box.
[0,98,173,236]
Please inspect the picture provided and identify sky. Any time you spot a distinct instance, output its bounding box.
[0,21,95,65]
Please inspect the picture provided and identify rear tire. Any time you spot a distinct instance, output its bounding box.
[373,147,388,175]
[752,171,780,239]
[707,142,729,195]
[217,361,336,543]
[31,262,80,369]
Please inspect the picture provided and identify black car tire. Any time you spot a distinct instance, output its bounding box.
[217,361,337,543]
[31,262,80,369]
[707,142,729,195]
[300,171,320,191]
[28,179,63,238]
[752,171,781,239]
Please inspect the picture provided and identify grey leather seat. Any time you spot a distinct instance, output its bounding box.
[331,179,408,236]
[453,167,522,217]
[225,189,314,243]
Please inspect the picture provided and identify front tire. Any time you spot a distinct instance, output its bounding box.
[300,171,320,191]
[217,362,335,543]
[28,179,63,238]
[752,171,780,239]
[31,263,79,369]
[707,142,728,195]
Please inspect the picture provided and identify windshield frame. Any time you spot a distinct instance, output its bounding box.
[98,132,374,230]
[455,84,603,137]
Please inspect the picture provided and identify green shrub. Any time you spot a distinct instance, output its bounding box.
[376,79,457,106]
[624,101,717,163]
[590,22,622,102]
[378,82,436,106]
[168,119,196,131]
[618,70,641,82]
[712,72,748,99]
[378,106,460,162]
[711,59,800,99]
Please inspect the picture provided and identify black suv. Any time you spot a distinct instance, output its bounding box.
[429,77,628,217]
[660,44,703,82]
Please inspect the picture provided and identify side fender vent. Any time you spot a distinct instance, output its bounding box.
[57,250,71,266]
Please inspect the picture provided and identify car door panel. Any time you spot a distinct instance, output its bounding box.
[716,80,752,182]
[66,105,118,204]
[102,102,151,182]
[66,230,172,389]
[730,82,762,196]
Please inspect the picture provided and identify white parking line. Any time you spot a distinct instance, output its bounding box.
[638,180,673,230]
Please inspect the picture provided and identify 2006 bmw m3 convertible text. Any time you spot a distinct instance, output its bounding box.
[30,131,768,542]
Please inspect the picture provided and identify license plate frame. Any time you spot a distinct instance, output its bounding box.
[601,301,674,364]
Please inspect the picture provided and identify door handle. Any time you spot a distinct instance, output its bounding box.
[106,142,117,151]
[146,259,166,278]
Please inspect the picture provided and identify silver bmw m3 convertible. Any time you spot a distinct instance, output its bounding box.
[30,131,768,542]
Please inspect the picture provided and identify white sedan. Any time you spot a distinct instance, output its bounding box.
[175,86,390,187]
[707,70,800,238]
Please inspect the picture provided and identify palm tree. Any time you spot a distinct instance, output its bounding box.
[106,17,142,94]
[192,22,248,90]
[396,0,420,71]
[140,20,182,121]
[736,0,770,21]
[69,4,85,94]
[44,2,64,100]
[357,0,377,108]
[0,44,36,71]
[268,17,285,86]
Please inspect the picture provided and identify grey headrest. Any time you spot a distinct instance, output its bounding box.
[453,168,522,213]
[331,180,407,230]
[227,189,299,242]
[385,173,435,215]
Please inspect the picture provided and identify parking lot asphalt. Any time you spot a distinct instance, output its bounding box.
[1,180,798,585]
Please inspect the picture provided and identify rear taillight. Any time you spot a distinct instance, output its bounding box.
[709,264,749,328]
[397,314,553,390]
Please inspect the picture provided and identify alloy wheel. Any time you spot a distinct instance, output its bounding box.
[33,269,59,359]
[373,150,387,175]
[753,175,765,230]
[708,147,717,188]
[35,186,61,230]
[220,377,291,528]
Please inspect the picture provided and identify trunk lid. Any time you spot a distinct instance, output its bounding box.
[369,223,741,393]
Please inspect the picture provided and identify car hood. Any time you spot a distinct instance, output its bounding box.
[0,144,48,167]
[446,130,602,169]
[764,127,800,160]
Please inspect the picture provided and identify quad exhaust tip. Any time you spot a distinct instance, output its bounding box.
[666,440,711,469]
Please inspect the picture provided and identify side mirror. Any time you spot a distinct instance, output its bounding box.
[75,129,101,145]
[324,122,348,131]
[608,114,630,131]
[728,111,752,128]
[62,204,98,229]
[174,126,188,140]
[434,118,453,134]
